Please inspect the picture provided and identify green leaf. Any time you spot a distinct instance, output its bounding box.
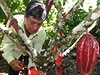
[58,0,62,7]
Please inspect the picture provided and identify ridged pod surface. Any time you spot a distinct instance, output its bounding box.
[76,33,99,75]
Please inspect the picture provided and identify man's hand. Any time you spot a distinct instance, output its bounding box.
[9,60,24,71]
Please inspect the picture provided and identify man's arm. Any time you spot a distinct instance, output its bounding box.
[1,34,15,64]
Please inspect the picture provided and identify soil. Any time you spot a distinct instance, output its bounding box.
[0,52,9,73]
[46,50,100,75]
[0,51,100,75]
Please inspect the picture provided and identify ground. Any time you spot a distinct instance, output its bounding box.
[0,51,100,75]
[46,57,100,75]
[0,52,8,75]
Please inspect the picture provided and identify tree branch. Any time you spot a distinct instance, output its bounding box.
[62,5,100,56]
[62,20,97,56]
[0,24,37,62]
[55,0,84,29]
[66,5,100,42]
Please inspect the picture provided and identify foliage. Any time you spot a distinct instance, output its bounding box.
[0,33,3,47]
[0,0,30,24]
[88,0,100,43]
[43,5,57,49]
[0,0,100,74]
[0,0,30,44]
[90,19,100,43]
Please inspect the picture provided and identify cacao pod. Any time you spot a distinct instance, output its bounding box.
[55,65,63,75]
[55,53,63,75]
[18,60,24,69]
[28,66,40,75]
[55,52,63,67]
[59,31,63,38]
[52,42,58,55]
[76,33,99,75]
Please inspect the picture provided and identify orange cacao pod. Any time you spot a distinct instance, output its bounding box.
[76,33,99,75]
[52,42,58,55]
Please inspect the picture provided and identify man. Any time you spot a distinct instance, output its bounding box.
[1,0,47,75]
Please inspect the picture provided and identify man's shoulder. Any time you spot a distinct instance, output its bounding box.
[38,26,46,36]
[13,14,24,26]
[39,26,45,32]
[14,14,24,19]
[14,14,24,22]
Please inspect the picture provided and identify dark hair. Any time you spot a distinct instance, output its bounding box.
[25,0,46,20]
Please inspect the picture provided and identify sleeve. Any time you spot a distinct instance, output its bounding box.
[1,34,15,64]
[1,14,24,63]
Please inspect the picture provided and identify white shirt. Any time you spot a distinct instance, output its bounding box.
[1,14,46,68]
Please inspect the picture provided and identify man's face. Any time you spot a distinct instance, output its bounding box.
[24,16,43,34]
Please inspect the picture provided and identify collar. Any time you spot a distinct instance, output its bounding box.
[21,24,39,39]
[29,32,38,40]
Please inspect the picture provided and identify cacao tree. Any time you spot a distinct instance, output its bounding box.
[0,0,100,75]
